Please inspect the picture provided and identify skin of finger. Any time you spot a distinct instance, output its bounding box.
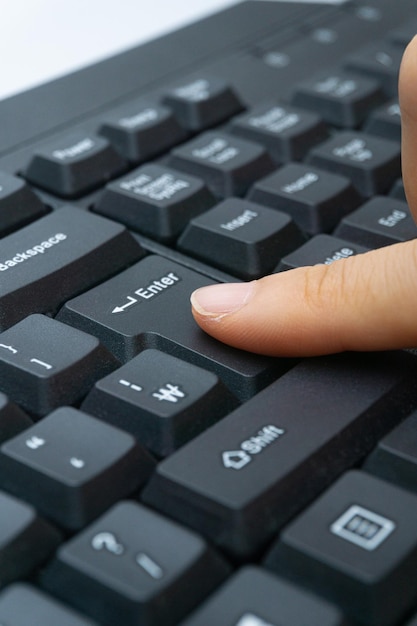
[192,241,417,356]
[192,37,417,357]
[400,34,417,219]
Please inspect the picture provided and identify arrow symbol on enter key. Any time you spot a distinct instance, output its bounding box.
[112,296,138,314]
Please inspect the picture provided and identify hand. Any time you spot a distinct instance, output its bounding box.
[190,36,417,357]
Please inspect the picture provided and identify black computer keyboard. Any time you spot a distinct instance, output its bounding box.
[1,0,417,624]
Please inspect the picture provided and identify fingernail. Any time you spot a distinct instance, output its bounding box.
[191,282,255,317]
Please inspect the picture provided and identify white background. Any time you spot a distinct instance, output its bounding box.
[0,0,341,101]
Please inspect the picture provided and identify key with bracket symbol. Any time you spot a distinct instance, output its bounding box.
[30,358,53,370]
[0,344,17,354]
[0,314,119,417]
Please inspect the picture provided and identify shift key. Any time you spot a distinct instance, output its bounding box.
[0,206,144,331]
[143,352,417,560]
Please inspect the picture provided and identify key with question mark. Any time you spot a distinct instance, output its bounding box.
[91,531,125,555]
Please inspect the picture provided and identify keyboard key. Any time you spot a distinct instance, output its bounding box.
[0,392,32,443]
[364,99,401,142]
[177,198,305,280]
[162,75,243,131]
[389,177,407,202]
[0,172,47,237]
[0,407,154,530]
[42,500,230,626]
[94,163,215,242]
[292,71,383,128]
[389,20,417,48]
[0,206,143,331]
[82,349,238,457]
[0,490,61,587]
[0,314,119,417]
[57,255,283,401]
[229,101,329,162]
[405,613,417,626]
[142,352,417,559]
[265,470,417,626]
[344,42,404,96]
[307,131,401,197]
[334,196,417,248]
[98,101,186,162]
[248,162,361,234]
[277,234,368,271]
[0,584,97,625]
[169,131,275,197]
[364,410,417,493]
[253,11,391,98]
[24,132,127,198]
[181,566,348,626]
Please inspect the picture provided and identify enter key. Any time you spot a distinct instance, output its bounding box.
[57,254,285,401]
